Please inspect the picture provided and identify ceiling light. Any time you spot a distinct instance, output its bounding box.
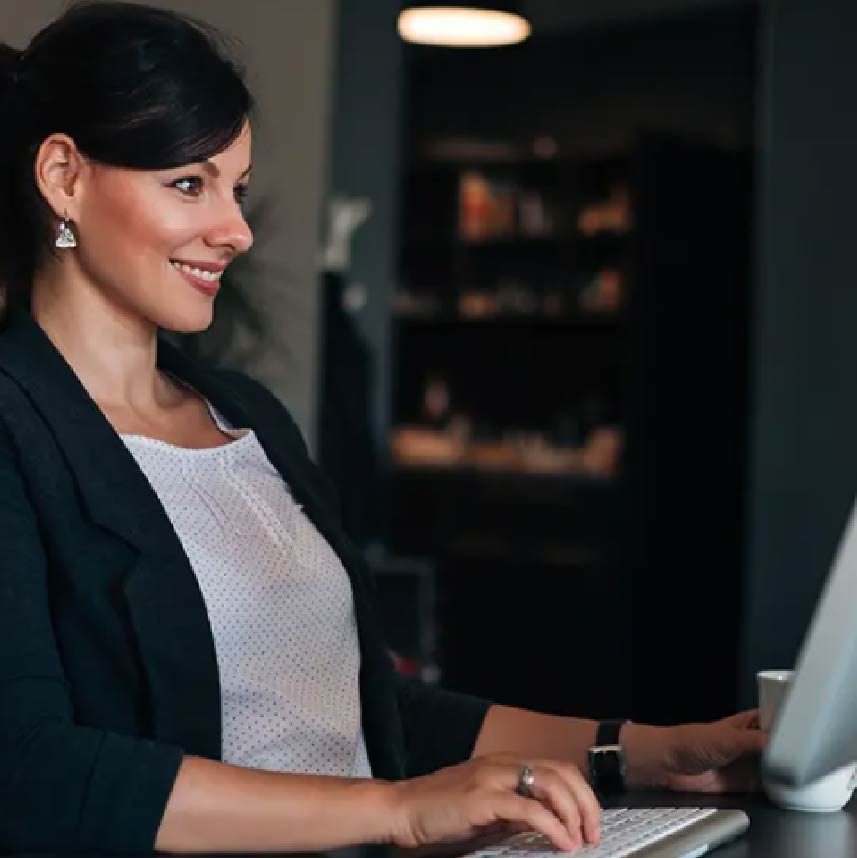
[398,3,531,48]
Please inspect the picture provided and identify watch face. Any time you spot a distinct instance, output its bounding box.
[590,747,626,792]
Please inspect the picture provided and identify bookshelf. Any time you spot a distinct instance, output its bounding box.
[384,6,758,718]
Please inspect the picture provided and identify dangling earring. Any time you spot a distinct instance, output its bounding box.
[55,213,77,249]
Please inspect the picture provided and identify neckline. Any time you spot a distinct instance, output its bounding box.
[119,372,254,453]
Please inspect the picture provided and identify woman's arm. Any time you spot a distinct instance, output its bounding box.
[472,704,766,792]
[155,756,393,852]
[472,705,671,788]
[156,751,605,854]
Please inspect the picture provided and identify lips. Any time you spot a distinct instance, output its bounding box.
[170,260,222,297]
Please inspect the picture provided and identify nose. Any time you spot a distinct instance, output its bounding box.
[207,204,254,256]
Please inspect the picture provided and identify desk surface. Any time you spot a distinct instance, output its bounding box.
[3,791,855,857]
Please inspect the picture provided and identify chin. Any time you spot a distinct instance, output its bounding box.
[155,303,216,335]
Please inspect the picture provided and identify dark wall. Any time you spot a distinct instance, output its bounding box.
[740,0,857,703]
[325,0,404,450]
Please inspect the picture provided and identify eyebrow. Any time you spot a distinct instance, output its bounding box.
[200,160,252,180]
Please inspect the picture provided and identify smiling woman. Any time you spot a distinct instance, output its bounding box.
[0,0,254,332]
[0,2,767,856]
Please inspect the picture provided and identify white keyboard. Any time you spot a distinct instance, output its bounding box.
[466,807,720,858]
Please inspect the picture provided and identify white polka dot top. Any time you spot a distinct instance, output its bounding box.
[119,390,373,779]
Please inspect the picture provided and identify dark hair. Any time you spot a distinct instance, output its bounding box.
[0,1,254,316]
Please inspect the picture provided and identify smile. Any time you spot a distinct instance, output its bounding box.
[170,260,222,282]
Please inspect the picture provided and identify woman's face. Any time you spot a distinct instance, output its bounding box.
[73,118,254,333]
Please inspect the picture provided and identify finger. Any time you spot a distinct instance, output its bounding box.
[696,724,769,770]
[715,725,770,761]
[490,792,579,853]
[733,726,770,754]
[540,762,602,845]
[668,770,726,793]
[720,709,761,730]
[526,767,583,849]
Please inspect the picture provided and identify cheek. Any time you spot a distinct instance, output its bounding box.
[81,183,199,276]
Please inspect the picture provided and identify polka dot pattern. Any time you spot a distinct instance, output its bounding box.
[120,395,372,778]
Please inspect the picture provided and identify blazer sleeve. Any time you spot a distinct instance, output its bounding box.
[217,369,494,777]
[0,423,184,853]
[393,672,492,777]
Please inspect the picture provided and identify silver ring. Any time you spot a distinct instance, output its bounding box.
[516,764,536,799]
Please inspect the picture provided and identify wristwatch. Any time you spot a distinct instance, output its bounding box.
[587,719,630,794]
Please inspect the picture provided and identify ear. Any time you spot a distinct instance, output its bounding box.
[34,133,89,222]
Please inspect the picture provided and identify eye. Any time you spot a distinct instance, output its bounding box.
[172,176,203,197]
[171,176,249,208]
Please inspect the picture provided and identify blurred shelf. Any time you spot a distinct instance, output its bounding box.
[392,462,619,487]
[394,312,623,331]
[403,231,628,254]
[405,151,629,173]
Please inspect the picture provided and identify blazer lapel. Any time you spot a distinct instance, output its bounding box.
[0,304,221,759]
[0,304,170,552]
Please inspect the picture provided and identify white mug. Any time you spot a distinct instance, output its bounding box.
[757,669,857,812]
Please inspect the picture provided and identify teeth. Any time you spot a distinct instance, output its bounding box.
[170,260,222,282]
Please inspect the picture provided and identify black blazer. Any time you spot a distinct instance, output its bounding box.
[0,304,490,853]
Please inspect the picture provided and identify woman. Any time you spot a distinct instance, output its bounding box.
[0,2,766,854]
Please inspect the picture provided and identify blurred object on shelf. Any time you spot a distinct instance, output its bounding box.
[390,424,623,479]
[518,188,553,236]
[423,375,451,427]
[577,183,632,236]
[532,135,559,160]
[457,169,559,243]
[514,432,584,474]
[391,426,467,466]
[458,289,499,318]
[579,268,625,314]
[393,288,443,317]
[394,288,623,322]
[468,439,522,470]
[459,171,517,242]
[581,426,624,477]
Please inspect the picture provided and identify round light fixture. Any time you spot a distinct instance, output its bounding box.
[398,4,531,48]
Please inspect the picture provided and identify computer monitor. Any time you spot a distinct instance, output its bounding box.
[763,497,857,786]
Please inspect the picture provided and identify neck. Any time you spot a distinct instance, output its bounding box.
[30,266,173,413]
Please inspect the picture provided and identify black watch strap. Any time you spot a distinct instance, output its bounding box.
[596,718,628,747]
[588,718,630,794]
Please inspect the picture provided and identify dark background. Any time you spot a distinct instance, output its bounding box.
[319,0,857,724]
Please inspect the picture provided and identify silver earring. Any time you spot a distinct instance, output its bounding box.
[55,216,77,249]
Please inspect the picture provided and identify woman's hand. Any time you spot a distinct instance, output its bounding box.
[624,710,768,793]
[663,710,768,793]
[385,753,601,852]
